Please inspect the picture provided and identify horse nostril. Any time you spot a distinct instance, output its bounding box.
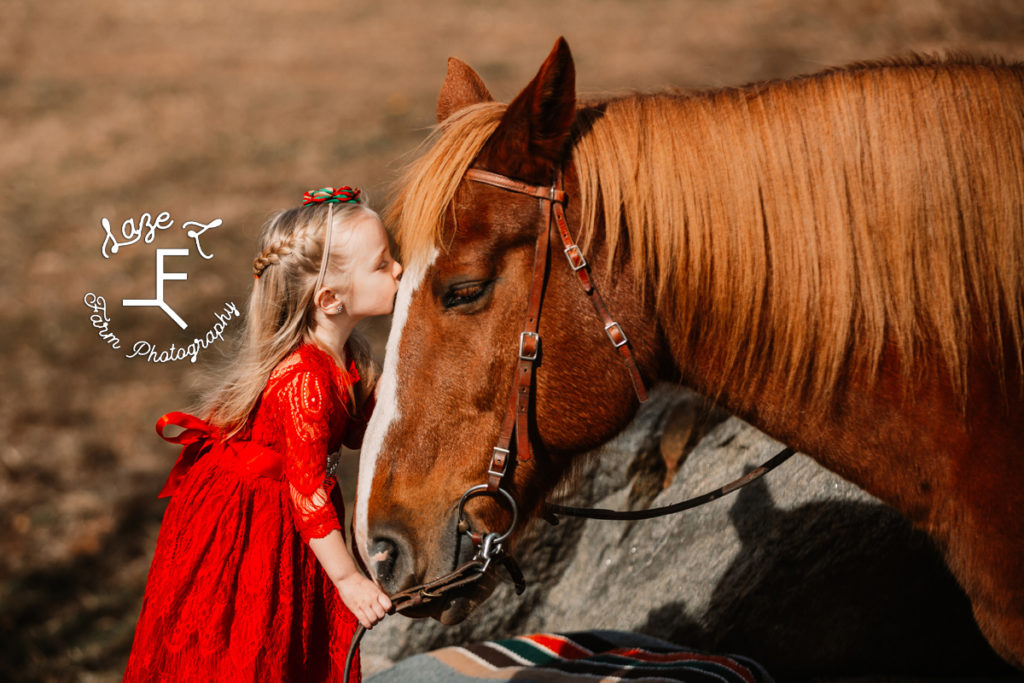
[369,537,402,592]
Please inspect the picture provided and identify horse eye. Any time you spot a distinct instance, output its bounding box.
[442,281,491,310]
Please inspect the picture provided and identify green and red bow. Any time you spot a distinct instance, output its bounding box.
[302,186,361,205]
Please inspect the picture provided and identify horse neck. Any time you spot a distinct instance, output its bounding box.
[568,100,948,512]
[570,72,1023,501]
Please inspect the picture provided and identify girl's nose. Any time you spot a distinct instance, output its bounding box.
[393,260,403,279]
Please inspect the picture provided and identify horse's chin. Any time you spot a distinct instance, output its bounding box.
[436,595,476,624]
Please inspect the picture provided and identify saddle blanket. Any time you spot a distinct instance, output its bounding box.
[368,630,773,682]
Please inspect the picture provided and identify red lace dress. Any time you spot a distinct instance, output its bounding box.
[124,343,368,682]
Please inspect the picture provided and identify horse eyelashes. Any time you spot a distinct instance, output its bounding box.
[442,281,493,310]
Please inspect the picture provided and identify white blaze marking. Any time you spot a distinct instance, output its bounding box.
[354,249,437,569]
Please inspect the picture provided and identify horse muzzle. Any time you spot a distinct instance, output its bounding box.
[366,487,523,622]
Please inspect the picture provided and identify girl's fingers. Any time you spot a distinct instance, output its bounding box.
[360,600,385,627]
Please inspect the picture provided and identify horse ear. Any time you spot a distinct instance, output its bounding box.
[437,58,493,123]
[486,37,576,181]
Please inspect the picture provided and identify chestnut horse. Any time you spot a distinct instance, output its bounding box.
[355,39,1024,667]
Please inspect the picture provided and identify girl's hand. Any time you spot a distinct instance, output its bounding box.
[335,573,392,629]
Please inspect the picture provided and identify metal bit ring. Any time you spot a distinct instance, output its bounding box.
[457,484,519,545]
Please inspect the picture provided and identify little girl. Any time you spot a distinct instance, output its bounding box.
[124,186,400,682]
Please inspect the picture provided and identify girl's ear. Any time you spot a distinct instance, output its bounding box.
[314,287,344,313]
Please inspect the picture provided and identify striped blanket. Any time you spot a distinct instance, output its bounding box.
[368,630,773,682]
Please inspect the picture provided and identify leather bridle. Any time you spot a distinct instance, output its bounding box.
[344,166,648,681]
[451,167,650,562]
[447,164,795,576]
[342,165,796,682]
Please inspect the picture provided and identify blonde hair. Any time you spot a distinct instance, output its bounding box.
[388,56,1024,411]
[200,201,381,439]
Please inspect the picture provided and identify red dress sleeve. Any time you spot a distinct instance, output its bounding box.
[278,369,343,542]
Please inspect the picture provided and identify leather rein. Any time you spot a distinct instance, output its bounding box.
[342,165,796,682]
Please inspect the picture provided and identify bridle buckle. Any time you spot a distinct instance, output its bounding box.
[519,331,540,361]
[604,321,629,348]
[488,446,510,479]
[564,244,587,271]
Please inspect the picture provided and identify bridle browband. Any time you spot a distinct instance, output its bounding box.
[342,164,796,683]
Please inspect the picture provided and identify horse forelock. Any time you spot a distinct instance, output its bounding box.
[385,102,507,268]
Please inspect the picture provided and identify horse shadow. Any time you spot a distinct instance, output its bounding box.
[638,474,1019,681]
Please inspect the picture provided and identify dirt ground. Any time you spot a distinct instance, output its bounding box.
[1,1,1023,680]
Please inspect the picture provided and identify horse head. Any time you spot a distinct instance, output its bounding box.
[353,38,662,622]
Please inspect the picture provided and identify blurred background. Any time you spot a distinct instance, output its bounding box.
[1,1,1022,680]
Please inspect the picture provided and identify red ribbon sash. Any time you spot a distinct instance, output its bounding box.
[156,412,217,498]
[155,412,284,498]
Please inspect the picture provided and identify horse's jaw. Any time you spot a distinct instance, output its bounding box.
[436,595,477,625]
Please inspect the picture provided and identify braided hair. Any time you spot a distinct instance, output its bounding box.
[198,200,380,438]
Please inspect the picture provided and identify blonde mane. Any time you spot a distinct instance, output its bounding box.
[386,102,507,269]
[388,56,1024,406]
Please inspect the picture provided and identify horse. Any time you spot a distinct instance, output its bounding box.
[353,38,1024,668]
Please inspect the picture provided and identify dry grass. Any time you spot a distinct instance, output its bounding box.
[1,0,1022,679]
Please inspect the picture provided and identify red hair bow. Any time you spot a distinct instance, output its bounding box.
[302,186,361,205]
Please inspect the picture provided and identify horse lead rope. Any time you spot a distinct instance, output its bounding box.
[342,446,796,680]
[343,555,525,681]
[341,447,796,683]
[343,560,489,681]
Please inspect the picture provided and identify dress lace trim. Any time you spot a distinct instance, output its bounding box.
[256,343,362,542]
